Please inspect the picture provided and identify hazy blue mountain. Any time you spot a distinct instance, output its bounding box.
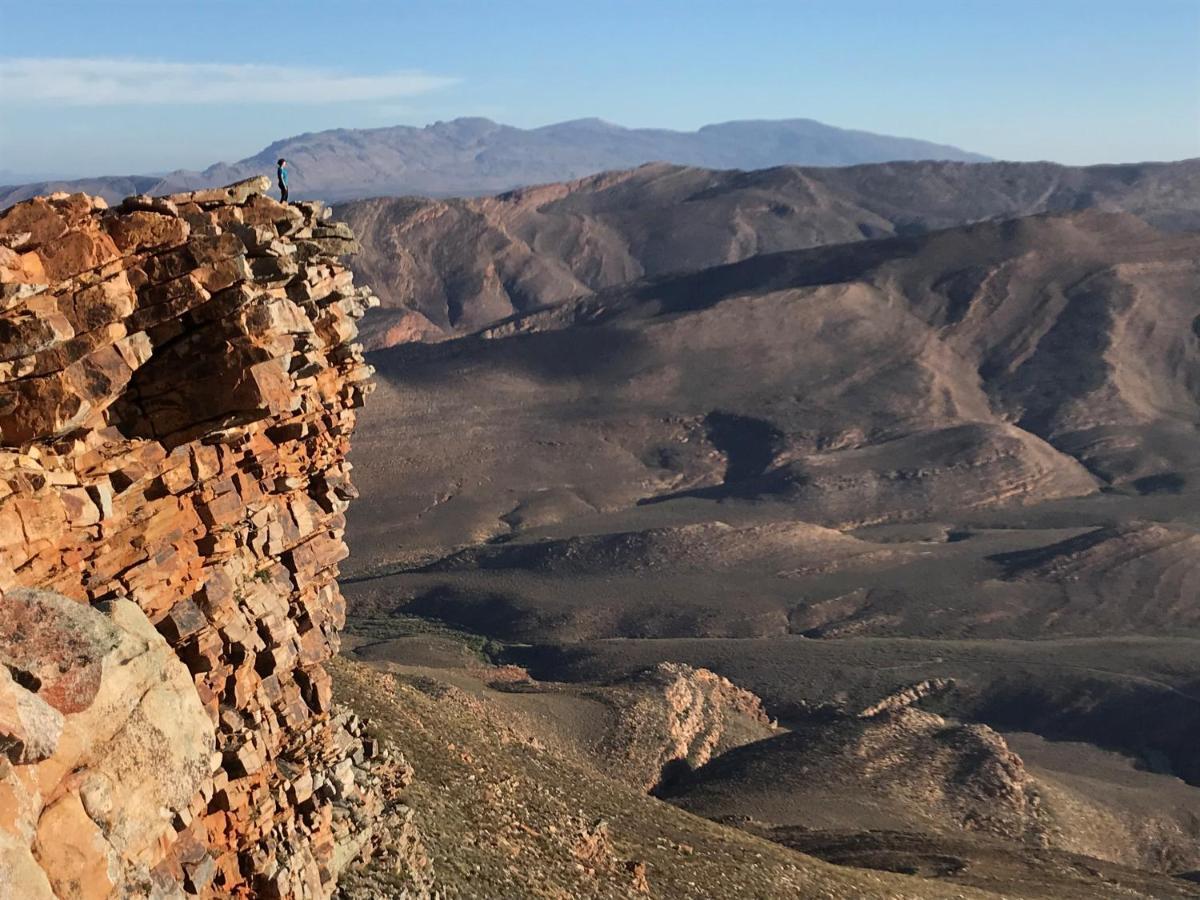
[0,116,989,206]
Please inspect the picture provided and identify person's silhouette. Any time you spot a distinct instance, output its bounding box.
[277,158,289,203]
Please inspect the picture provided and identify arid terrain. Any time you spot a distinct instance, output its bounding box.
[335,159,1200,897]
[334,158,1200,344]
[3,155,1197,898]
[331,653,1200,899]
[4,1,1196,896]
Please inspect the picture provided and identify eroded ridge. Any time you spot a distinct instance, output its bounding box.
[0,178,386,897]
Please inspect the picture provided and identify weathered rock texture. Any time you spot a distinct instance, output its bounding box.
[0,178,383,897]
[600,663,776,793]
[0,589,215,900]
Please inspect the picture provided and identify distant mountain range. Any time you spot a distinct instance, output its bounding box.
[0,117,990,207]
[333,157,1200,344]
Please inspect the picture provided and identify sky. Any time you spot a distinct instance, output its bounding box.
[0,0,1197,178]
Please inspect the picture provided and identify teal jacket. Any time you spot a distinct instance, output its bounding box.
[278,166,289,186]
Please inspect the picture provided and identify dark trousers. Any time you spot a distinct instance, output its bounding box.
[279,181,289,203]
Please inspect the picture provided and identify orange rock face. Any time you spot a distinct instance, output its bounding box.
[0,178,380,897]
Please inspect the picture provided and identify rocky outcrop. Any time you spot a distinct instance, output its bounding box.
[0,179,386,896]
[858,678,956,719]
[598,663,776,793]
[662,697,1053,849]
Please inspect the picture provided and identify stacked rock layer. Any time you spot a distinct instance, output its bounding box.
[0,178,380,897]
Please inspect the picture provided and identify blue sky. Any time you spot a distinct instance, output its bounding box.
[1,0,1197,178]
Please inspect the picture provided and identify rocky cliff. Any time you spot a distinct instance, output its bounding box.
[0,178,386,897]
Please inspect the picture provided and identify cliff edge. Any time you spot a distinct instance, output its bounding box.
[0,178,389,897]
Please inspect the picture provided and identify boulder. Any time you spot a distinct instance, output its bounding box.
[0,590,215,897]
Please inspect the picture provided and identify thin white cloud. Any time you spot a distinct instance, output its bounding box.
[0,57,459,106]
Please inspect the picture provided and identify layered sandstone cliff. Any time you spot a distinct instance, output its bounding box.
[0,178,388,897]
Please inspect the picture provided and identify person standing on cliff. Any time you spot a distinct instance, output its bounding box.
[277,158,289,203]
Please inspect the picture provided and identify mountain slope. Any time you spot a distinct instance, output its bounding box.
[331,654,1200,899]
[0,116,989,209]
[330,656,1009,899]
[345,211,1199,572]
[332,158,1200,341]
